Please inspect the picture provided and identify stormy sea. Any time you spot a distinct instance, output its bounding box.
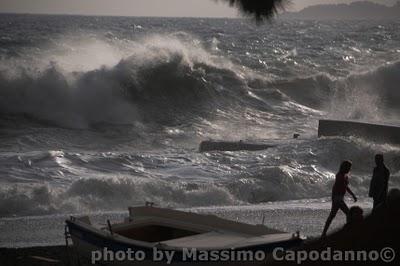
[1,14,399,247]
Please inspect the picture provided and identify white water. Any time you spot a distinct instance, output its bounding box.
[0,15,399,221]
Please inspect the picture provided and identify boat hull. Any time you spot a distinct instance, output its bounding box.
[66,220,302,265]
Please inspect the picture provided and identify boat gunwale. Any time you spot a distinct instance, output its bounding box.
[66,217,302,252]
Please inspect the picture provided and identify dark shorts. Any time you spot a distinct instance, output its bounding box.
[330,195,349,216]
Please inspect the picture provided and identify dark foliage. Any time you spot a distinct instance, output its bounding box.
[217,0,289,21]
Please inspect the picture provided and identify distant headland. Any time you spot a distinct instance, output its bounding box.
[281,1,400,20]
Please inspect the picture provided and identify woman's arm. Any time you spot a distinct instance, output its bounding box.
[347,187,357,202]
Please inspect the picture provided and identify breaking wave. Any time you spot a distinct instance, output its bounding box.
[1,32,399,130]
[0,35,249,128]
[267,60,400,122]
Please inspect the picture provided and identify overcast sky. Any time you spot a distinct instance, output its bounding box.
[0,0,397,17]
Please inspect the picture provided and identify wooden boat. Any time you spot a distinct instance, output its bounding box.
[318,119,400,144]
[66,205,303,265]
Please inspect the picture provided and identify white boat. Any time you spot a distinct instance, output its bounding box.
[66,205,304,265]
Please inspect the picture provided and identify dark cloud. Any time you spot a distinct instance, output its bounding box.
[218,0,290,21]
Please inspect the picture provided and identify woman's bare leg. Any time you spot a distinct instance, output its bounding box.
[322,205,339,237]
[339,201,350,215]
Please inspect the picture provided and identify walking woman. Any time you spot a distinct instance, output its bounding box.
[322,160,358,237]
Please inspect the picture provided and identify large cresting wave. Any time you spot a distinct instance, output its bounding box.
[1,33,400,129]
[0,35,251,128]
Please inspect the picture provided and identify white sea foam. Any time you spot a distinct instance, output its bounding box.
[1,16,400,217]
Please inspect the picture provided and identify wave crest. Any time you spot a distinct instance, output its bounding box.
[0,35,245,128]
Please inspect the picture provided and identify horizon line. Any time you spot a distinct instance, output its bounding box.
[0,11,243,20]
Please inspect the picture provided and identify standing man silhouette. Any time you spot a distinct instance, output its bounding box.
[369,154,390,210]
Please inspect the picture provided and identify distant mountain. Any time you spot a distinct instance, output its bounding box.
[281,1,400,20]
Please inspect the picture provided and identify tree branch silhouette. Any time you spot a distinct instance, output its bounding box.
[217,0,290,21]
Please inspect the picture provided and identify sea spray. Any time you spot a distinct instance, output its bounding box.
[1,16,400,218]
